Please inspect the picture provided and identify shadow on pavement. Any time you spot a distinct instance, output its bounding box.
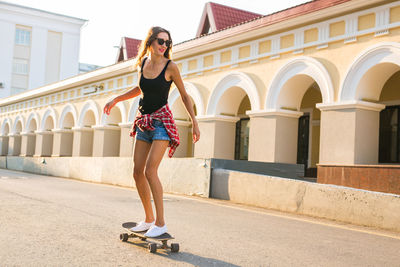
[125,240,240,266]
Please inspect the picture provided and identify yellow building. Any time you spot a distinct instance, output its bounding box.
[1,0,400,195]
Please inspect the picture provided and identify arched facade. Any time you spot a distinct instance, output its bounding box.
[340,42,400,102]
[169,82,205,116]
[266,56,334,110]
[0,1,399,194]
[58,104,78,129]
[25,112,40,132]
[169,82,205,157]
[78,100,100,127]
[12,115,25,134]
[21,112,39,156]
[206,71,260,116]
[40,107,57,131]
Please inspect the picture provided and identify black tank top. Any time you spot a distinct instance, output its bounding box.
[138,57,173,114]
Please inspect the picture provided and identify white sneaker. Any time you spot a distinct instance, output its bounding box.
[144,224,168,237]
[130,221,155,232]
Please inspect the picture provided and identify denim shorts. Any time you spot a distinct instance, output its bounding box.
[136,120,171,143]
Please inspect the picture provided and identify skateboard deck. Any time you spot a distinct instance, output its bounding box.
[120,222,179,253]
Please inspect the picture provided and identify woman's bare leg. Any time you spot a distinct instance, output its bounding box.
[145,140,169,227]
[133,139,154,223]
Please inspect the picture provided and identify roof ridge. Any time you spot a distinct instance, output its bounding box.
[179,0,330,46]
[208,1,262,17]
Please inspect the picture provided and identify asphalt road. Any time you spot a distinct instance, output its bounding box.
[0,168,399,266]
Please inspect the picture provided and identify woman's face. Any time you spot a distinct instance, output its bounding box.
[150,32,170,57]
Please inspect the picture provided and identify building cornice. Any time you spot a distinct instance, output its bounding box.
[173,0,383,59]
[316,101,386,112]
[0,1,87,25]
[0,59,135,106]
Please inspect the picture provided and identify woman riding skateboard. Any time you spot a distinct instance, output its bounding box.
[104,26,200,237]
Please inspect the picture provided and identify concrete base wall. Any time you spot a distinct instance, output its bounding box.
[0,156,211,197]
[212,169,400,232]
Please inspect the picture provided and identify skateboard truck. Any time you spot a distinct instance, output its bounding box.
[120,222,179,253]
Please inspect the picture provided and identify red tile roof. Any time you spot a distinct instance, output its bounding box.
[210,2,261,31]
[196,2,261,37]
[116,37,142,63]
[182,0,352,50]
[125,37,142,59]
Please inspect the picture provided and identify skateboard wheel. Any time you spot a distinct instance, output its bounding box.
[171,243,179,253]
[148,243,157,253]
[120,233,129,242]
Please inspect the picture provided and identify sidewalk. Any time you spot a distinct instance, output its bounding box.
[0,169,399,266]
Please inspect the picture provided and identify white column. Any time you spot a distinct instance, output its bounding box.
[72,127,93,157]
[92,125,121,157]
[51,129,73,157]
[20,132,36,156]
[7,133,21,156]
[118,123,134,157]
[247,110,303,163]
[317,101,385,164]
[194,116,240,160]
[174,120,192,158]
[0,136,9,156]
[34,131,53,157]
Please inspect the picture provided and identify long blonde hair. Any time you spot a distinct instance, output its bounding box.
[134,26,173,69]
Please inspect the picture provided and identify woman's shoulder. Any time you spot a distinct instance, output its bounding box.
[166,60,179,72]
[136,57,148,72]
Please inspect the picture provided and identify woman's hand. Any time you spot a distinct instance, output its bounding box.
[103,99,116,115]
[192,122,200,143]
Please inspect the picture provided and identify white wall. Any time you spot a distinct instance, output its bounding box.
[29,27,47,89]
[0,2,86,97]
[60,32,80,80]
[0,20,15,98]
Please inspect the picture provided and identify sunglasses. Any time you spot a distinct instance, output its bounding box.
[156,38,172,47]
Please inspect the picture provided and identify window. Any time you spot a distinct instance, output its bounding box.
[15,28,31,46]
[12,59,29,74]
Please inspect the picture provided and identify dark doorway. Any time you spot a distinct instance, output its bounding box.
[379,105,400,163]
[235,118,250,160]
[297,113,316,178]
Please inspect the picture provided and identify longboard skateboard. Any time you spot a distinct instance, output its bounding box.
[120,222,179,253]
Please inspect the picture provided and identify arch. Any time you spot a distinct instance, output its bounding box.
[206,71,260,116]
[40,107,57,131]
[25,112,40,132]
[78,100,100,127]
[58,103,78,129]
[100,98,127,125]
[266,56,334,110]
[128,98,140,122]
[12,115,25,134]
[169,82,205,116]
[1,118,12,135]
[340,42,400,102]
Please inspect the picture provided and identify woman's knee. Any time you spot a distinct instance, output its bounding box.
[144,167,158,179]
[133,167,145,181]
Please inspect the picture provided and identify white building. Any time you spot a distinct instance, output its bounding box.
[0,1,86,97]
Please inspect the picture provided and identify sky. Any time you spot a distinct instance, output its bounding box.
[6,0,310,67]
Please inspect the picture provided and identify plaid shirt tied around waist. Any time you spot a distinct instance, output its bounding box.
[130,104,180,158]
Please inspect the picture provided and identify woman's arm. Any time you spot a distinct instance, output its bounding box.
[169,62,200,143]
[103,86,141,115]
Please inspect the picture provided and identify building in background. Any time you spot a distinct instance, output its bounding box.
[79,63,102,74]
[0,1,87,97]
[115,37,142,63]
[0,0,399,196]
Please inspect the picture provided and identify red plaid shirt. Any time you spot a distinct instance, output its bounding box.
[130,104,180,158]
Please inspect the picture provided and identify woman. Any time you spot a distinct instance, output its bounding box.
[103,26,200,237]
